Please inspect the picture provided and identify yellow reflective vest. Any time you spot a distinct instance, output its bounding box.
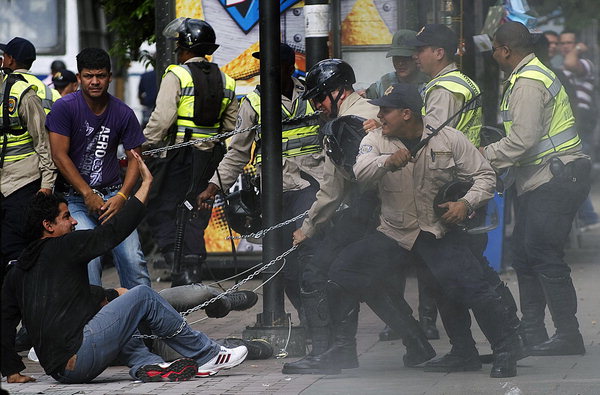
[15,72,60,114]
[422,69,482,147]
[165,64,236,141]
[0,75,38,163]
[245,89,320,164]
[500,57,580,166]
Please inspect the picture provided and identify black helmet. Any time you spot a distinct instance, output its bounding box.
[433,180,498,234]
[163,17,219,55]
[303,59,356,101]
[224,174,262,235]
[320,115,366,180]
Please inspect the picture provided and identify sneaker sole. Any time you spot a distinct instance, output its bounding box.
[137,358,198,382]
[197,348,248,377]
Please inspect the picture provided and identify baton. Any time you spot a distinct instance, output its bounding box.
[409,92,483,157]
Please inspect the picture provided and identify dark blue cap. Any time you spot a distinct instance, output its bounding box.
[368,83,423,113]
[252,43,296,66]
[0,37,36,63]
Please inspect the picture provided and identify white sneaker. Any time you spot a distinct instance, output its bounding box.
[197,345,248,377]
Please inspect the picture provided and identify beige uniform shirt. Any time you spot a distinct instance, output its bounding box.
[143,57,239,152]
[300,92,379,237]
[208,77,324,192]
[482,53,587,195]
[423,63,465,131]
[1,87,56,197]
[354,127,496,250]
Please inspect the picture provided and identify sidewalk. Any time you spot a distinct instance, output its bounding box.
[3,187,599,395]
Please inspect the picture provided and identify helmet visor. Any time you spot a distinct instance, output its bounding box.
[162,17,187,38]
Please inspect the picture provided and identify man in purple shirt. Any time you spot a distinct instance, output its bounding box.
[47,48,150,288]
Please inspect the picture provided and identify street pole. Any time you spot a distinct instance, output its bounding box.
[154,0,175,86]
[305,0,330,69]
[242,0,306,357]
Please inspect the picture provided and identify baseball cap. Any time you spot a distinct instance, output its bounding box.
[0,37,36,63]
[368,83,423,112]
[252,43,296,66]
[387,30,419,58]
[52,69,77,88]
[406,24,458,54]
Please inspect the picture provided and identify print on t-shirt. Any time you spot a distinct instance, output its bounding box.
[80,122,111,187]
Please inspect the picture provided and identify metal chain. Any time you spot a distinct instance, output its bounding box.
[133,244,299,340]
[142,110,323,157]
[226,210,308,240]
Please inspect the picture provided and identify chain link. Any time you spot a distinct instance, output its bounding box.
[142,111,323,157]
[133,244,299,340]
[226,210,308,240]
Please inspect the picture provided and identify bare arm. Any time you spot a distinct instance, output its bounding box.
[98,147,141,223]
[563,44,588,76]
[49,132,104,215]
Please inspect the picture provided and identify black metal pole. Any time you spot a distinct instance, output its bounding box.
[154,0,175,86]
[305,0,330,69]
[259,0,285,327]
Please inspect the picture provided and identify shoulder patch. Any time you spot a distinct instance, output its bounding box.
[7,96,17,114]
[358,144,372,155]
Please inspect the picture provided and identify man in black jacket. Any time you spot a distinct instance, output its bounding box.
[1,152,247,384]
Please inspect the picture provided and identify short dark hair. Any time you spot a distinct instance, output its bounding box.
[76,48,111,72]
[543,30,559,38]
[494,22,534,55]
[15,59,33,70]
[25,192,67,241]
[560,30,579,40]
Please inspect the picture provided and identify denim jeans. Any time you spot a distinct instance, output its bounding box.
[51,285,220,383]
[65,190,150,288]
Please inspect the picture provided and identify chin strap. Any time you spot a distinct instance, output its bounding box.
[327,89,345,118]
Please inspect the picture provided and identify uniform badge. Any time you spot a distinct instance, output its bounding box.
[384,85,394,96]
[7,96,17,114]
[358,144,372,155]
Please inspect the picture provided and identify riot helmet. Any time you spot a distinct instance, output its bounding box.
[304,59,356,117]
[320,115,366,180]
[163,17,219,55]
[224,173,262,236]
[433,180,498,234]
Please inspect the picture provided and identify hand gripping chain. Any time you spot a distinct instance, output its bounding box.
[142,111,323,157]
[133,244,299,340]
[226,210,309,240]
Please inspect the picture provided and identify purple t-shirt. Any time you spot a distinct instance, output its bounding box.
[46,91,145,188]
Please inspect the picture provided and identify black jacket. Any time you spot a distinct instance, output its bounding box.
[1,198,145,377]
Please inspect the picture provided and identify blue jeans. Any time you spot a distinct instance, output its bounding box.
[65,190,150,288]
[51,285,220,383]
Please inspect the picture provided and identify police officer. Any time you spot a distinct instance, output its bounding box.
[348,83,519,378]
[0,37,60,114]
[143,18,238,286]
[197,43,323,316]
[362,30,429,99]
[283,60,435,375]
[0,63,56,283]
[482,22,590,356]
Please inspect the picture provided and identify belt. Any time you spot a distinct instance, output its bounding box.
[61,183,122,199]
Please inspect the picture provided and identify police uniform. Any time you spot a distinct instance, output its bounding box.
[143,56,237,263]
[0,75,56,276]
[345,120,519,376]
[12,69,60,114]
[421,62,482,146]
[483,53,589,354]
[209,76,324,312]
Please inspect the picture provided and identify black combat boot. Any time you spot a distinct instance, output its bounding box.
[418,280,440,340]
[425,298,481,372]
[471,294,519,378]
[171,255,203,287]
[516,271,549,347]
[282,289,336,374]
[366,289,436,367]
[529,274,585,356]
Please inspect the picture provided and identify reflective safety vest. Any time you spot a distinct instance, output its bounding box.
[15,72,60,114]
[500,57,580,166]
[0,75,37,164]
[422,69,482,147]
[165,64,236,141]
[245,89,321,164]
